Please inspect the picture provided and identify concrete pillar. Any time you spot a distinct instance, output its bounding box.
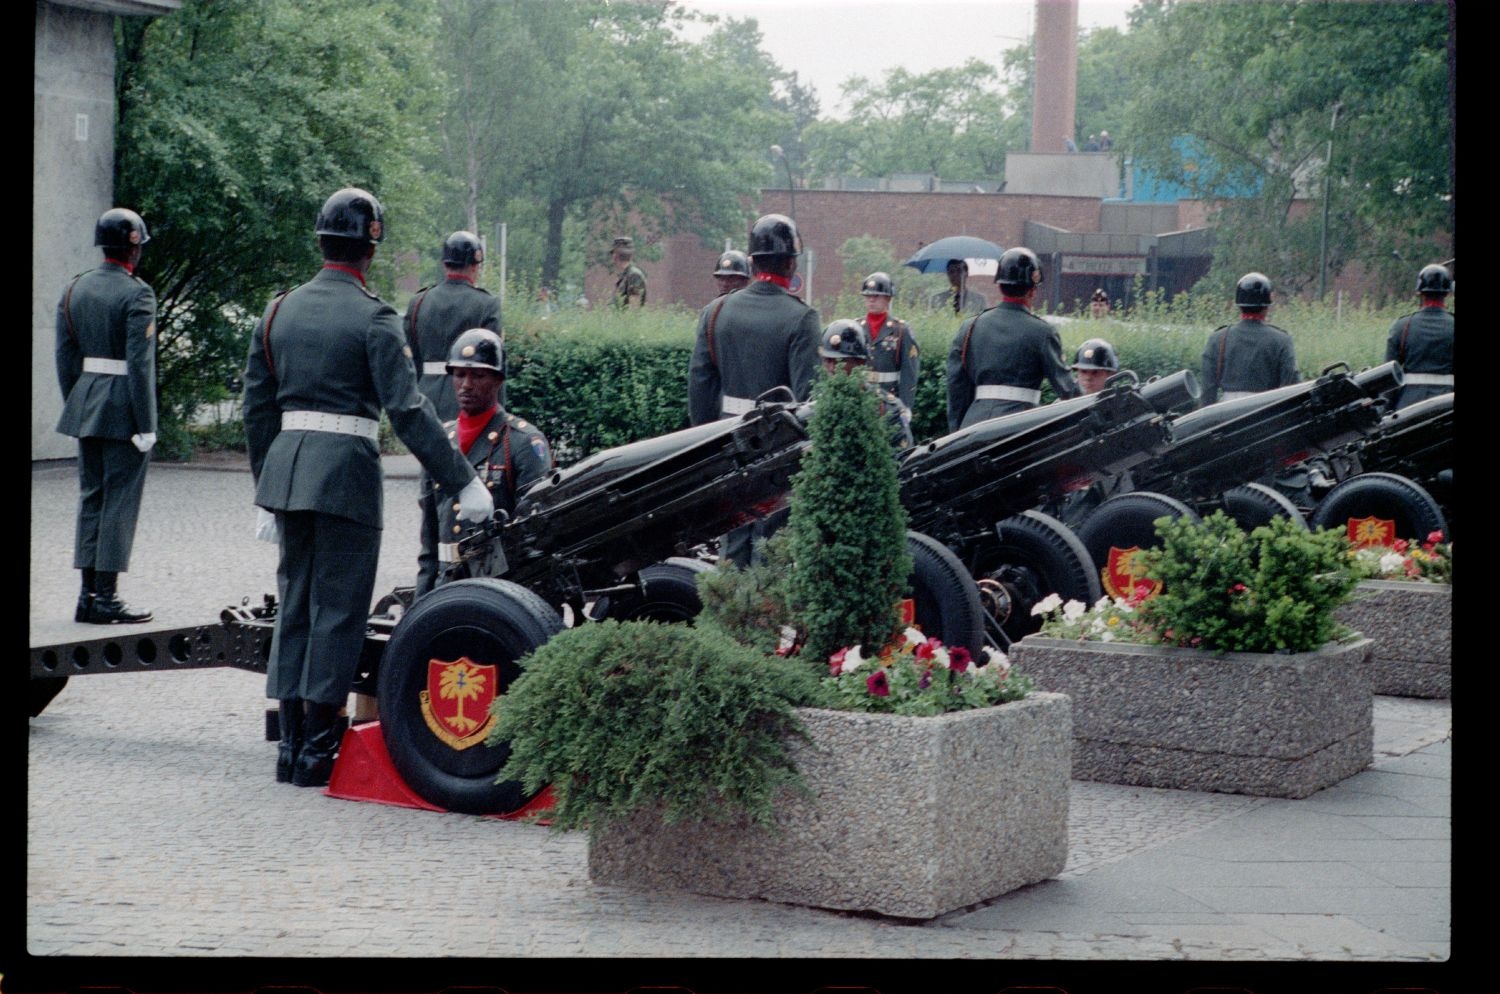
[1029,0,1079,155]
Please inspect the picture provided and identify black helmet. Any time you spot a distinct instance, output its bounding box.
[446,328,504,374]
[860,271,895,297]
[818,319,870,362]
[996,247,1043,289]
[1071,338,1119,372]
[1234,272,1273,308]
[94,208,150,248]
[1416,263,1453,294]
[713,250,751,277]
[748,213,800,257]
[314,187,385,243]
[442,230,484,267]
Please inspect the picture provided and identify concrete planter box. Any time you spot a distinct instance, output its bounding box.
[1008,637,1373,799]
[1335,581,1451,698]
[587,693,1071,920]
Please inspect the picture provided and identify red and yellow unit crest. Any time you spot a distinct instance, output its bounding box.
[419,657,498,750]
[1102,546,1162,602]
[1346,515,1397,549]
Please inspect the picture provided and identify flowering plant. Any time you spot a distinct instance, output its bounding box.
[1030,591,1171,646]
[820,627,1033,715]
[1349,531,1451,585]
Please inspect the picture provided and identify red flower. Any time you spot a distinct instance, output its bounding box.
[1228,582,1247,594]
[866,670,890,697]
[915,638,942,662]
[948,646,972,671]
[829,648,847,676]
[1392,538,1409,554]
[1427,530,1445,545]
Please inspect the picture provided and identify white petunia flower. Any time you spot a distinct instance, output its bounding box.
[982,646,1009,668]
[903,627,926,648]
[841,645,866,674]
[1094,596,1113,612]
[1100,630,1115,642]
[1379,552,1405,575]
[1062,599,1086,622]
[1031,593,1064,616]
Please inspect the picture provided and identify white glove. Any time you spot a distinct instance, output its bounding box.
[255,507,280,544]
[456,476,495,524]
[131,432,157,453]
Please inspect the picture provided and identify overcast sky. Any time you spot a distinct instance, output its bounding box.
[676,0,1137,118]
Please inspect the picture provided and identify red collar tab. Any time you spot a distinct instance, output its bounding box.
[106,260,134,275]
[1421,299,1447,309]
[456,405,499,455]
[1000,294,1030,305]
[321,262,367,286]
[865,311,889,339]
[755,273,791,289]
[445,273,475,285]
[1239,311,1266,322]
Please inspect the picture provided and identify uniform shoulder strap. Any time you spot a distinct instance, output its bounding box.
[705,293,730,369]
[957,315,981,374]
[406,287,431,356]
[1215,324,1232,381]
[1397,315,1414,364]
[61,273,86,347]
[261,288,294,377]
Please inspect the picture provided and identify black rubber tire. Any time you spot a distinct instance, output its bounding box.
[598,559,711,624]
[904,530,986,660]
[1076,491,1201,576]
[377,577,563,814]
[983,510,1102,644]
[1309,471,1449,544]
[1220,483,1309,533]
[29,677,68,718]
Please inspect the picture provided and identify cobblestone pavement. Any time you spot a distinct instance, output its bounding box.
[21,460,1456,991]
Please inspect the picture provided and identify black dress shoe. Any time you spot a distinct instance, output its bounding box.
[74,592,95,623]
[86,594,153,624]
[276,699,306,784]
[292,702,343,787]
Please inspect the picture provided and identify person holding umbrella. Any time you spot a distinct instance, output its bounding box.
[945,246,1079,431]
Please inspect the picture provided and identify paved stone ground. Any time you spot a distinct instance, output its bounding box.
[19,459,1458,992]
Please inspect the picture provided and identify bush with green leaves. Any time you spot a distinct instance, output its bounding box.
[785,368,912,666]
[695,530,802,654]
[490,620,819,834]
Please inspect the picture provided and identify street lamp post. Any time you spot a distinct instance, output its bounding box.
[1318,102,1342,301]
[769,144,795,223]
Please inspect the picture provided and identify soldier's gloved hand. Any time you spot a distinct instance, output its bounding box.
[456,477,495,523]
[130,432,157,453]
[255,507,280,544]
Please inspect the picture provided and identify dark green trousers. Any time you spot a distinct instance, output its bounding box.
[266,510,381,706]
[73,436,150,573]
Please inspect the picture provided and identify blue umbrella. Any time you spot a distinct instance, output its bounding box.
[903,235,1006,274]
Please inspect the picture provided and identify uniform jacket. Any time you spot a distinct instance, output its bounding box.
[415,407,552,595]
[1385,305,1453,409]
[1199,316,1299,407]
[242,266,475,529]
[688,281,821,425]
[55,261,157,440]
[859,314,920,409]
[945,301,1079,431]
[872,384,914,452]
[404,276,502,421]
[615,264,647,307]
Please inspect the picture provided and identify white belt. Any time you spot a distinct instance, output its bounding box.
[438,542,461,563]
[281,410,380,440]
[872,371,899,383]
[1221,390,1256,401]
[721,395,755,416]
[1403,373,1453,387]
[83,357,127,376]
[422,362,449,376]
[975,385,1041,404]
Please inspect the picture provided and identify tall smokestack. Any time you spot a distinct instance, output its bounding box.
[1030,0,1079,153]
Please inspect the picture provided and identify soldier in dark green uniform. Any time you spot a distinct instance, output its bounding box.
[856,271,920,409]
[415,328,552,597]
[946,246,1079,431]
[689,213,821,565]
[1199,272,1300,407]
[1071,337,1120,395]
[55,208,158,624]
[242,188,491,788]
[404,230,501,421]
[1386,263,1454,410]
[612,236,647,307]
[819,319,913,452]
[712,249,751,297]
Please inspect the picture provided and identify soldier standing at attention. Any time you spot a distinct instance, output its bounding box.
[55,207,158,624]
[415,328,552,597]
[405,230,501,421]
[242,187,492,789]
[1386,263,1454,410]
[857,271,920,409]
[711,249,752,298]
[611,236,647,307]
[1070,338,1120,395]
[1199,272,1299,407]
[946,247,1079,431]
[818,318,913,452]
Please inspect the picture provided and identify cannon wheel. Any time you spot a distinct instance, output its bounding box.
[378,578,563,815]
[980,510,1101,645]
[1221,483,1309,533]
[1309,472,1449,544]
[596,558,712,624]
[29,677,69,718]
[905,530,985,660]
[1075,491,1200,591]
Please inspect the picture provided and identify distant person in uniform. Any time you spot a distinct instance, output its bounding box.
[611,236,647,307]
[1098,130,1113,152]
[1385,263,1454,410]
[55,207,158,624]
[415,328,551,598]
[688,212,820,565]
[946,247,1080,431]
[856,271,920,409]
[242,187,491,788]
[1199,272,1300,407]
[404,230,501,421]
[711,249,752,298]
[1071,338,1120,395]
[1090,287,1110,319]
[818,318,913,452]
[1084,134,1100,152]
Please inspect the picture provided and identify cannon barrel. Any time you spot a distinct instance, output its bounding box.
[1137,369,1201,415]
[1356,391,1453,481]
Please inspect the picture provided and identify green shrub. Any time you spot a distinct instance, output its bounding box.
[695,530,802,655]
[490,620,819,834]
